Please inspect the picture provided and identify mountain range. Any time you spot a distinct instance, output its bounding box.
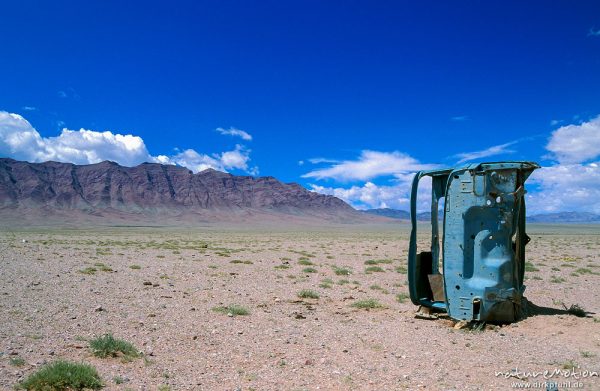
[363,208,600,223]
[0,158,378,225]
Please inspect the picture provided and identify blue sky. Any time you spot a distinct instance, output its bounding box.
[1,1,600,213]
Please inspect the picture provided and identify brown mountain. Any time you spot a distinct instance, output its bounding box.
[0,158,373,225]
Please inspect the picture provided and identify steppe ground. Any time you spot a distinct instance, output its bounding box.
[0,223,599,390]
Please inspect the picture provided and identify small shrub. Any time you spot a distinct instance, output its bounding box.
[302,267,317,273]
[365,266,385,273]
[18,360,103,390]
[550,276,566,283]
[337,279,350,285]
[89,334,139,359]
[298,259,314,266]
[212,304,250,316]
[566,304,586,317]
[351,299,384,309]
[129,264,141,270]
[298,289,320,299]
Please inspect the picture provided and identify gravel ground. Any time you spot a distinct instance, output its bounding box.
[0,224,598,390]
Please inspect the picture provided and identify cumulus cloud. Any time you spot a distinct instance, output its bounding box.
[310,175,433,212]
[302,150,438,181]
[527,163,600,214]
[216,127,252,141]
[0,111,258,175]
[545,116,600,163]
[454,141,516,164]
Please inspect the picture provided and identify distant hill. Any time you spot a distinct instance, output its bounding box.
[0,158,383,225]
[363,208,431,221]
[362,208,410,219]
[527,212,600,223]
[364,208,600,224]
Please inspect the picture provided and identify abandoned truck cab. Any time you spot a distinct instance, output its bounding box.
[408,161,539,323]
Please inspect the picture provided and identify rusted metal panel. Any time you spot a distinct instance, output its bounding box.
[408,161,539,322]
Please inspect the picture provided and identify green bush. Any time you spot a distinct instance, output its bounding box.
[18,360,103,390]
[89,334,139,359]
[297,289,320,299]
[351,299,384,309]
[212,304,250,316]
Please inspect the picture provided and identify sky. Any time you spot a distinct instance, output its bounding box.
[1,1,600,214]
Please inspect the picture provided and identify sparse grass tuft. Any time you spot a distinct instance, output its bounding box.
[302,267,317,273]
[230,260,253,265]
[395,265,408,274]
[79,267,97,275]
[333,266,352,276]
[319,278,333,288]
[9,357,26,367]
[274,264,290,270]
[365,259,393,265]
[575,268,596,275]
[524,262,539,272]
[562,359,578,369]
[351,299,384,309]
[550,276,566,283]
[89,334,139,359]
[365,266,385,273]
[298,289,320,299]
[18,360,103,390]
[212,304,250,316]
[298,259,314,266]
[396,292,410,303]
[129,264,141,270]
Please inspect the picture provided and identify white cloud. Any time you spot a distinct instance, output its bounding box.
[302,150,438,181]
[22,106,37,111]
[545,116,600,163]
[0,111,153,166]
[0,111,258,175]
[527,162,600,214]
[308,157,340,164]
[310,175,433,212]
[454,142,516,164]
[451,115,469,121]
[216,127,252,141]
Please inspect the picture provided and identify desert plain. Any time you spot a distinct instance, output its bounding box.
[0,223,599,390]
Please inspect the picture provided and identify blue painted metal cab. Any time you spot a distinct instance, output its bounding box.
[408,161,539,322]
